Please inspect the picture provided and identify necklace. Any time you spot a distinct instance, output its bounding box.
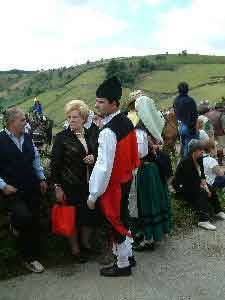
[73,129,84,138]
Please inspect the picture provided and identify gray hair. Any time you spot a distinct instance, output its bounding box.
[3,107,24,128]
[188,139,205,154]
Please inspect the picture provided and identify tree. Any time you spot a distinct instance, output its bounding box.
[25,86,33,96]
[138,57,150,72]
[58,70,63,79]
[105,59,136,86]
[155,54,167,64]
[105,59,120,79]
[66,74,72,81]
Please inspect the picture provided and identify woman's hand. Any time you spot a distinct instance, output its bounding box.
[55,185,65,203]
[83,154,95,165]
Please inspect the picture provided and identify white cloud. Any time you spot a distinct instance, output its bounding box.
[127,0,161,12]
[0,0,129,70]
[153,0,225,55]
[145,0,161,5]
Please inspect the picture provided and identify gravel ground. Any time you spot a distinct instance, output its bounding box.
[1,217,225,300]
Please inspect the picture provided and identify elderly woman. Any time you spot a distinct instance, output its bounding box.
[131,95,173,251]
[51,100,99,262]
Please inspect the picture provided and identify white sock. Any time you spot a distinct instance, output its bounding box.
[116,241,129,268]
[125,235,133,258]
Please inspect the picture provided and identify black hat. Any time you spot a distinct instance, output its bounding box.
[96,76,122,102]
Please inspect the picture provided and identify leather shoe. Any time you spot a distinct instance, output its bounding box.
[100,264,131,277]
[129,256,136,267]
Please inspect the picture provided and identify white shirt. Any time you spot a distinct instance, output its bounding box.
[203,155,218,185]
[135,129,148,158]
[199,129,209,142]
[88,111,120,202]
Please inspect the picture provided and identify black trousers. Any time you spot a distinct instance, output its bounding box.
[184,188,222,222]
[6,190,41,261]
[111,180,132,244]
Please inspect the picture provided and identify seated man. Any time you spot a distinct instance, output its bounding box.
[0,107,47,273]
[172,139,225,231]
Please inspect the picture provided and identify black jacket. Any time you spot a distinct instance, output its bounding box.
[50,128,98,202]
[173,156,205,199]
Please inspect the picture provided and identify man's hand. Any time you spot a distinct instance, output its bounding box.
[40,180,48,194]
[87,195,96,210]
[2,184,17,196]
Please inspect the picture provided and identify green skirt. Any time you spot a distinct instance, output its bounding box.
[132,162,172,241]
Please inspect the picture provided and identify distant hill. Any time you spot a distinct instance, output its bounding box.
[1,54,225,129]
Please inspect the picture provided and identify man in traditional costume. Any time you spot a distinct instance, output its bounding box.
[87,77,140,277]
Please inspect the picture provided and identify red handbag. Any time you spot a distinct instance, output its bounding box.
[52,196,76,237]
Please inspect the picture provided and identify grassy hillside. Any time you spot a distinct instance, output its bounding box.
[1,54,225,129]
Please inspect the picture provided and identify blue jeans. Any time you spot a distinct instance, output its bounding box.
[180,123,198,157]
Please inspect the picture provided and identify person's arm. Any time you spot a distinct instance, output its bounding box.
[135,129,148,158]
[88,128,117,207]
[0,177,7,190]
[50,133,64,184]
[172,161,184,191]
[212,165,224,177]
[198,156,206,179]
[32,143,45,180]
[220,114,225,133]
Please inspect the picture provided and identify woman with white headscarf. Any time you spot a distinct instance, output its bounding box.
[132,95,173,251]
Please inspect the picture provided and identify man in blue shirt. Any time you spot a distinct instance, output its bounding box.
[0,107,47,273]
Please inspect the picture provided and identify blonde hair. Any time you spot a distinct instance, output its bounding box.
[64,100,89,122]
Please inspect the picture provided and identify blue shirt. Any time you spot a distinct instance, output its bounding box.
[0,129,45,190]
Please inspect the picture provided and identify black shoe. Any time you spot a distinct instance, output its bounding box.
[81,247,96,257]
[100,264,131,277]
[72,253,88,264]
[129,256,136,267]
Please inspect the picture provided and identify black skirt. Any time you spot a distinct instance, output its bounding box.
[64,184,101,226]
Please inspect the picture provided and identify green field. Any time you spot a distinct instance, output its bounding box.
[1,54,225,128]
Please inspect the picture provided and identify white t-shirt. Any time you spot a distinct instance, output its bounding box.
[203,155,218,185]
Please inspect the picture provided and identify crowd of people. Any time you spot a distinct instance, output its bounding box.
[1,77,225,277]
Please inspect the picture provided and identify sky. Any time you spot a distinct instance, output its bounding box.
[0,0,225,70]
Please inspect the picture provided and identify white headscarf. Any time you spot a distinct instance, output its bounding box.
[135,95,165,143]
